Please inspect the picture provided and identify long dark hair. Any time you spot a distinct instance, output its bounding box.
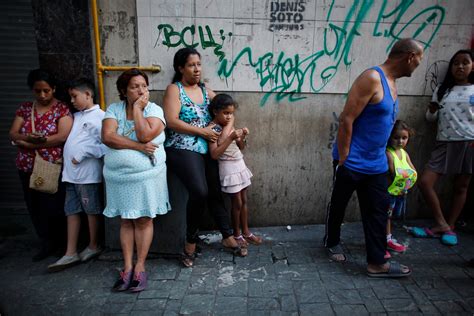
[172,47,201,83]
[208,93,238,118]
[437,49,473,101]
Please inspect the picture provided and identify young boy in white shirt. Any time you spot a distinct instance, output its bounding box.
[48,79,106,272]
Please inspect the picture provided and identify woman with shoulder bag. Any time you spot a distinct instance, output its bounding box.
[9,69,73,261]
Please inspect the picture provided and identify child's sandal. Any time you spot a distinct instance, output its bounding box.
[244,233,263,245]
[234,235,249,248]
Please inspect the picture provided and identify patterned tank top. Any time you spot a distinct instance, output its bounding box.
[387,147,417,196]
[164,82,211,154]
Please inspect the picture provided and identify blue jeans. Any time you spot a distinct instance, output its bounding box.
[64,183,103,216]
[388,195,406,218]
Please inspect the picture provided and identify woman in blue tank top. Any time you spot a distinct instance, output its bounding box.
[163,48,243,267]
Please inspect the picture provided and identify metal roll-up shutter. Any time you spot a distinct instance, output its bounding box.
[0,0,39,207]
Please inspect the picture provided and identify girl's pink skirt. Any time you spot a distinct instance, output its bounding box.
[218,158,253,194]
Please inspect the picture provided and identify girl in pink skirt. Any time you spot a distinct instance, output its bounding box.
[208,94,262,252]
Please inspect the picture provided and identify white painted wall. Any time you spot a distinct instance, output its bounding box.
[137,0,472,105]
[100,0,474,225]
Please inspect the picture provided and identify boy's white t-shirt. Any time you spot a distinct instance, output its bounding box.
[426,85,474,141]
[62,104,106,184]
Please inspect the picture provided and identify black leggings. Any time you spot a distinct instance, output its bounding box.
[166,148,232,243]
[18,170,66,248]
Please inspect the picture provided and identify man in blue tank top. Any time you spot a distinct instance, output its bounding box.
[324,38,424,278]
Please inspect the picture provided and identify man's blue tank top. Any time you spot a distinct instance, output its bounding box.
[332,66,398,174]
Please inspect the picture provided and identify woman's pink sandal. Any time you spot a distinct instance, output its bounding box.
[112,270,133,292]
[129,271,148,292]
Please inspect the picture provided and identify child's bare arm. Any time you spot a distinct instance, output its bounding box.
[235,127,249,150]
[209,129,242,160]
[218,116,234,144]
[386,150,395,176]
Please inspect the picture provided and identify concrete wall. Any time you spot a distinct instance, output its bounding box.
[32,0,95,102]
[98,0,473,226]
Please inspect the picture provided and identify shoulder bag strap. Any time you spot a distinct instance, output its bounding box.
[29,102,42,159]
[30,102,36,133]
[30,102,43,159]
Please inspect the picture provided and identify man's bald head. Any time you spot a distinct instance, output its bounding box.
[388,38,424,58]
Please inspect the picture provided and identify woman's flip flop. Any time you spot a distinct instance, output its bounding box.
[440,231,457,246]
[409,227,440,238]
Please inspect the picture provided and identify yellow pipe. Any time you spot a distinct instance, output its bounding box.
[102,66,161,72]
[90,0,105,109]
[90,0,161,109]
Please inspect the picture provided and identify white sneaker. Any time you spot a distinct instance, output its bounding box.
[47,254,80,272]
[79,247,102,262]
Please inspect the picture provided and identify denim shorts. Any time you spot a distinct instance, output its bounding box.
[387,195,406,218]
[64,183,103,216]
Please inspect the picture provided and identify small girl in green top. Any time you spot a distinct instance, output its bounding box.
[386,120,417,255]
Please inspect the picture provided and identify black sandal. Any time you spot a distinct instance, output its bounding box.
[182,251,196,268]
[326,244,347,262]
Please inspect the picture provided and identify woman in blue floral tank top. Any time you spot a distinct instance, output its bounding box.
[163,48,242,267]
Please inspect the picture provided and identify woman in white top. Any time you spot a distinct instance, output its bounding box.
[416,50,473,246]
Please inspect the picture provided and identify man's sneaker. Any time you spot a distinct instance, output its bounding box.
[79,247,102,262]
[47,254,80,272]
[387,239,407,252]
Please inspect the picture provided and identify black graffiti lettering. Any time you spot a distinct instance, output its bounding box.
[277,12,286,22]
[271,1,279,11]
[270,12,277,22]
[294,13,303,23]
[298,2,306,12]
[271,1,306,13]
[269,1,305,31]
[287,2,297,11]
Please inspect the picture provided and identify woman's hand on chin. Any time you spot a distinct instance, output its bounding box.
[133,91,150,110]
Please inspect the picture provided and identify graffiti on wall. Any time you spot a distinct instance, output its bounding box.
[154,0,445,106]
[425,60,449,93]
[155,24,232,62]
[269,0,307,32]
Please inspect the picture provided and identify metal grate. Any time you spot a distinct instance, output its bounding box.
[0,0,39,207]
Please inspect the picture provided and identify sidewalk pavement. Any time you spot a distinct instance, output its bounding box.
[0,220,473,315]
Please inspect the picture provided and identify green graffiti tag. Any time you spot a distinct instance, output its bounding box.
[155,24,232,61]
[155,0,445,106]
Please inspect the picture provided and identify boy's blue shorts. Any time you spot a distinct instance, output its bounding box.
[64,183,103,216]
